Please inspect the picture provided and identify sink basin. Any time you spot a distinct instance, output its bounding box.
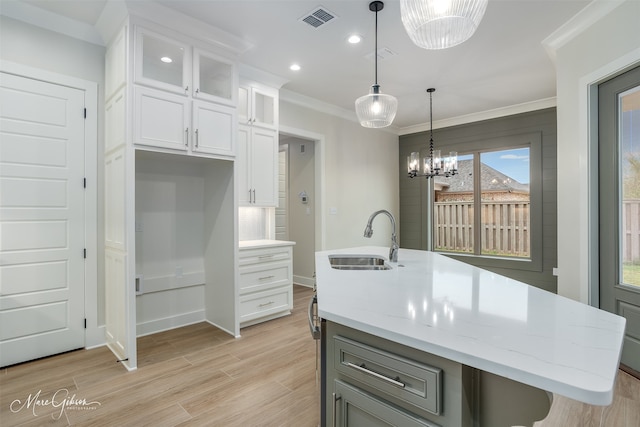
[329,255,391,270]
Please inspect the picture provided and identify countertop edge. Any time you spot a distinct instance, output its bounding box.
[239,239,296,249]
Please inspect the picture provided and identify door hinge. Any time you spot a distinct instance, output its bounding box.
[84,318,87,329]
[83,177,86,188]
[83,248,87,259]
[84,108,87,119]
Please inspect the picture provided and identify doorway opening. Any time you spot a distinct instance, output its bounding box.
[278,128,322,287]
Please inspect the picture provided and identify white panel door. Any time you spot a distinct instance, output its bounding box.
[0,72,85,367]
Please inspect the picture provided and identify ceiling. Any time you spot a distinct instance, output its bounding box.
[19,0,592,130]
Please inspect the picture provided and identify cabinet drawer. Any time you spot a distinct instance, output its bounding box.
[239,262,289,293]
[334,335,442,416]
[238,246,291,266]
[334,380,440,427]
[239,286,292,322]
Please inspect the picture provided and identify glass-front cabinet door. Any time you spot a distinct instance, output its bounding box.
[135,27,190,95]
[238,84,278,130]
[193,49,236,106]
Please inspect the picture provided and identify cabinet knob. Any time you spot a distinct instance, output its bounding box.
[185,86,189,94]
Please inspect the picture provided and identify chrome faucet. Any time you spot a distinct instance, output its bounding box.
[363,210,399,263]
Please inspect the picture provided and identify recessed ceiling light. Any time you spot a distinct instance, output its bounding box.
[160,56,173,63]
[290,64,301,71]
[348,34,362,44]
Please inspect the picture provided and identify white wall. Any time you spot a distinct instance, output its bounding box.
[286,138,316,285]
[0,16,107,325]
[555,0,640,302]
[280,100,400,252]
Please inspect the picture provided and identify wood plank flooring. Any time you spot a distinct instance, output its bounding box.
[1,285,639,426]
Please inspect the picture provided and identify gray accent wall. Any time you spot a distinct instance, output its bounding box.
[399,108,558,292]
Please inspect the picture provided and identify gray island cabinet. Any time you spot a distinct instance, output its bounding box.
[315,247,626,427]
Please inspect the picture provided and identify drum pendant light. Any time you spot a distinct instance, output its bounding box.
[400,0,488,50]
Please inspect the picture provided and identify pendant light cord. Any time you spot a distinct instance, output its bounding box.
[374,7,378,85]
[429,89,434,171]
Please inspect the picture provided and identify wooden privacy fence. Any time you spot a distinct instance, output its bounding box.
[434,201,530,257]
[623,200,640,263]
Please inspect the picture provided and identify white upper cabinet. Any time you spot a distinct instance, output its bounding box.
[132,26,237,158]
[237,124,278,207]
[134,87,236,157]
[134,86,189,151]
[134,27,237,106]
[238,84,278,130]
[192,100,235,157]
[193,49,237,106]
[135,28,190,95]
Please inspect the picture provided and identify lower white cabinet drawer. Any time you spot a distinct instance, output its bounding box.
[238,247,292,266]
[239,286,292,323]
[239,262,290,293]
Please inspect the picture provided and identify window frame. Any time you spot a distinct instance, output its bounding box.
[432,132,543,272]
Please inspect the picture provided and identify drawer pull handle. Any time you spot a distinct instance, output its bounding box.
[259,301,275,307]
[346,362,405,388]
[258,275,275,281]
[258,255,274,259]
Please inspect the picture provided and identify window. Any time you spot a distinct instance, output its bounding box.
[428,132,542,272]
[434,147,531,259]
[400,110,554,284]
[620,86,640,288]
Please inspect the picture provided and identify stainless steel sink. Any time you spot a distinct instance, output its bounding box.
[329,255,391,270]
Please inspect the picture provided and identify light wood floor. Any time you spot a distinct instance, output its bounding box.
[1,285,639,426]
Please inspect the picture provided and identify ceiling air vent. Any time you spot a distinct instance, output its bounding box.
[300,6,337,29]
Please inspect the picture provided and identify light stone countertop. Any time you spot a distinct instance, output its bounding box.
[315,246,626,406]
[239,239,296,249]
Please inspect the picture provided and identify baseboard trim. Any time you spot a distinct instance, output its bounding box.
[136,310,205,337]
[293,275,315,287]
[620,364,640,381]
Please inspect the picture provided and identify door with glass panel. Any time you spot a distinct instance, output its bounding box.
[599,65,640,373]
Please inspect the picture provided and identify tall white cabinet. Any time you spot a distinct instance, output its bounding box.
[103,14,243,370]
[237,81,279,207]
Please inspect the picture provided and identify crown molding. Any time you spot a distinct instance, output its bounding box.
[239,63,289,89]
[0,0,105,46]
[123,1,251,56]
[542,0,627,63]
[398,97,557,136]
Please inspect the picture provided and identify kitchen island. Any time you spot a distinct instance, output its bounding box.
[315,246,626,427]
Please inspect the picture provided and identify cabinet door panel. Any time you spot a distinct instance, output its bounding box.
[134,87,189,151]
[134,27,190,94]
[251,127,278,206]
[193,101,235,157]
[237,124,251,205]
[193,49,236,105]
[334,380,439,427]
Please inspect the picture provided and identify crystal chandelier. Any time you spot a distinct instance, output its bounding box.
[400,0,488,50]
[408,88,458,179]
[355,1,398,128]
